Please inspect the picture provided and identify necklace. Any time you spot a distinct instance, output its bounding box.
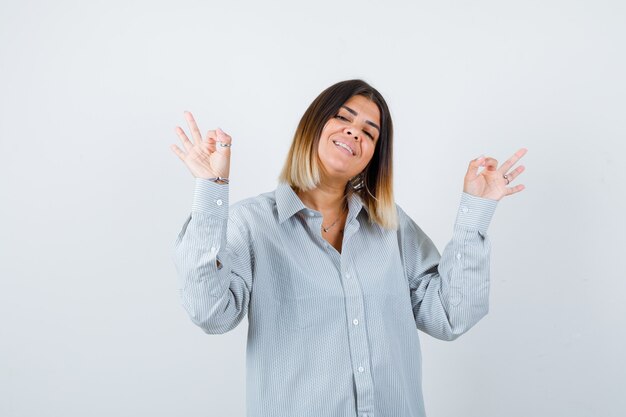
[322,204,347,233]
[322,217,341,233]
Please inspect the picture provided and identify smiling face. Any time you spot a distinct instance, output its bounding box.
[317,94,381,183]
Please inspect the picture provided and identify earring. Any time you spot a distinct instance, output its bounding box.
[350,171,365,190]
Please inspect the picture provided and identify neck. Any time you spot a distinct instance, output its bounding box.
[296,178,348,215]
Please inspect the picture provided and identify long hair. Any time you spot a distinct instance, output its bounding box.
[278,79,397,230]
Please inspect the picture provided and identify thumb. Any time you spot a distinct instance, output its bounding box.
[215,127,232,153]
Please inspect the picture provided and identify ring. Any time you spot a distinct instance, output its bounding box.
[503,174,510,185]
[217,142,232,148]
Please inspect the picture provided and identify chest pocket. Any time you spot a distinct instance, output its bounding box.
[275,263,344,330]
[350,228,410,299]
[342,227,415,331]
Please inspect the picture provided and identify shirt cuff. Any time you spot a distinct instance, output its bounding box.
[454,192,498,233]
[191,178,229,219]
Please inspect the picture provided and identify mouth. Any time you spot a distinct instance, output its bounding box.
[332,140,355,156]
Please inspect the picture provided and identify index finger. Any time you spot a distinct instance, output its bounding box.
[184,111,203,145]
[498,148,528,174]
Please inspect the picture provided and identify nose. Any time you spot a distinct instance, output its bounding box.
[345,127,360,140]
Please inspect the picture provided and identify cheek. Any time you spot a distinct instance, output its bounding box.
[318,126,332,147]
[362,143,376,162]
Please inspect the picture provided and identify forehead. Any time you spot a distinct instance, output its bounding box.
[341,95,380,125]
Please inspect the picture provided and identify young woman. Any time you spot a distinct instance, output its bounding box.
[170,79,527,417]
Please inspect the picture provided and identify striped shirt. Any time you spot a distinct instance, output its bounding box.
[172,178,498,417]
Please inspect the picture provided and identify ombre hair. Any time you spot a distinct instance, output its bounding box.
[278,79,398,230]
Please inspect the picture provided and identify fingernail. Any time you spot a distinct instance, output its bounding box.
[477,154,485,160]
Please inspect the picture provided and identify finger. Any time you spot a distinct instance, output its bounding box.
[505,184,526,196]
[484,157,498,171]
[498,148,528,175]
[206,129,217,153]
[170,144,186,161]
[504,165,525,183]
[215,127,232,154]
[466,155,486,179]
[184,111,203,145]
[175,126,193,151]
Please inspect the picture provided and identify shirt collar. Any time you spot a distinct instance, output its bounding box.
[276,182,369,224]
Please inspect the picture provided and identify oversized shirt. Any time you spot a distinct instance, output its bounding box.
[172,178,498,417]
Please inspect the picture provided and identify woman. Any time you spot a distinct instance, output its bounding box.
[170,79,527,417]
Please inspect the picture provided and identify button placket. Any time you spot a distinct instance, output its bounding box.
[340,252,374,412]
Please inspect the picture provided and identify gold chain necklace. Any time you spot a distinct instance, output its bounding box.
[322,217,341,233]
[322,203,347,233]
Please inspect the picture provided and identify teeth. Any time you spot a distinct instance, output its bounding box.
[333,140,354,155]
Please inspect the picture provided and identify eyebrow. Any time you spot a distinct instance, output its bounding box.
[341,105,380,131]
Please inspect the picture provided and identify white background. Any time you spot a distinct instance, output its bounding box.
[1,1,624,416]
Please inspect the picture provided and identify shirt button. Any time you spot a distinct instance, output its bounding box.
[210,246,216,252]
[456,252,462,260]
[345,273,351,279]
[353,319,359,326]
[461,205,469,213]
[308,210,315,217]
[216,199,223,206]
[358,366,364,373]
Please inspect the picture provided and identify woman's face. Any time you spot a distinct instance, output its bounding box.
[317,95,381,183]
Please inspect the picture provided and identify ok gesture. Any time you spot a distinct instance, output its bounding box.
[463,148,528,201]
[170,111,232,182]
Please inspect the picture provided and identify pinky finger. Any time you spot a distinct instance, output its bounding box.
[506,184,526,196]
[170,144,186,161]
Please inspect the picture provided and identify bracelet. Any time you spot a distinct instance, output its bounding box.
[206,177,229,184]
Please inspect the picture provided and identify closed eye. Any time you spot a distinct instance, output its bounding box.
[335,115,375,140]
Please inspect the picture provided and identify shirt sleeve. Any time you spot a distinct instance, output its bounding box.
[171,178,253,335]
[397,192,498,341]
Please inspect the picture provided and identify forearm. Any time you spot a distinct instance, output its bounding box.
[172,179,250,334]
[412,192,498,340]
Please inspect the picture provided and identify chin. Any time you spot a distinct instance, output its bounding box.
[320,162,360,182]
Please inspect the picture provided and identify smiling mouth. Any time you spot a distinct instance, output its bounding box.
[332,140,355,156]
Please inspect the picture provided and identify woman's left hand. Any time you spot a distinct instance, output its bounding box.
[463,148,528,201]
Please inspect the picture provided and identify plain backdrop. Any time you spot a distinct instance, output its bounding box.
[1,1,624,416]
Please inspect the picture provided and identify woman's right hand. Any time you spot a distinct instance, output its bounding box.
[170,111,232,181]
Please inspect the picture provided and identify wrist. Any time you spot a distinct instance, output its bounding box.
[204,176,229,184]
